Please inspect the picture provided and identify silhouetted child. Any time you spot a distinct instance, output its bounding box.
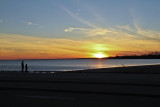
[25,64,28,72]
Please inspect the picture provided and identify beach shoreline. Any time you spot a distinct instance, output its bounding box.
[1,64,160,74]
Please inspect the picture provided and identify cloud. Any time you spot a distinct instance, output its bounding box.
[117,25,134,32]
[0,33,96,59]
[64,24,160,41]
[25,21,33,25]
[64,27,87,32]
[1,23,160,60]
[64,24,160,53]
[0,19,3,23]
[87,28,114,36]
[24,21,42,27]
[64,27,116,36]
[58,5,96,28]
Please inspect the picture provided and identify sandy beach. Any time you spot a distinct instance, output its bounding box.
[0,64,160,107]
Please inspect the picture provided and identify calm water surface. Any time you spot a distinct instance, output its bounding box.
[0,59,160,71]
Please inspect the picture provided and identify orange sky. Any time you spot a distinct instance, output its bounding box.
[0,30,160,60]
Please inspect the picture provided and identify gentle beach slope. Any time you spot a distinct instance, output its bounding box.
[0,64,160,107]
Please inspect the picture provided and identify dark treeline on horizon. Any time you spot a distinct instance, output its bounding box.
[109,52,160,59]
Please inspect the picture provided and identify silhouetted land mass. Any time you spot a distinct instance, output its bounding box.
[109,52,160,59]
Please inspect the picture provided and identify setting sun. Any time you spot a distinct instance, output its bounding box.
[94,52,107,58]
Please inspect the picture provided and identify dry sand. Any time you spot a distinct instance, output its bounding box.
[0,64,160,107]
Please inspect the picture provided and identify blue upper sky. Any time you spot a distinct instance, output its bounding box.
[1,0,160,38]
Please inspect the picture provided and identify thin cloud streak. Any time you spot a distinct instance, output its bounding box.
[64,24,160,42]
[64,27,116,36]
[24,21,42,27]
[58,5,96,28]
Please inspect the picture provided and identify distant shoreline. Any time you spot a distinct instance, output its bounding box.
[0,58,159,61]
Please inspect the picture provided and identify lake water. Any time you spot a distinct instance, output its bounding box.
[0,59,160,71]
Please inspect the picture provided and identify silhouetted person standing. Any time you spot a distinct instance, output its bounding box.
[25,64,28,72]
[21,60,24,72]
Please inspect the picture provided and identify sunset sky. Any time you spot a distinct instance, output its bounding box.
[0,0,160,60]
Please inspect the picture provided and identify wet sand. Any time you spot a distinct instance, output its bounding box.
[0,64,160,107]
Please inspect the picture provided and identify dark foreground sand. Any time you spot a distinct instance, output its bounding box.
[0,64,160,107]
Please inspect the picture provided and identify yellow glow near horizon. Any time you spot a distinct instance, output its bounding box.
[1,32,160,60]
[92,44,109,51]
[94,52,108,58]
